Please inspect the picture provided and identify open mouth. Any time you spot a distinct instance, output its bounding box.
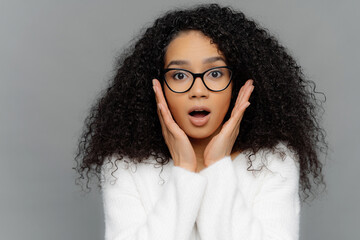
[188,107,211,126]
[189,110,210,118]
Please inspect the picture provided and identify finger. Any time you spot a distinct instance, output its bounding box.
[237,79,253,105]
[153,79,162,105]
[233,98,251,127]
[216,80,254,143]
[153,85,168,135]
[153,79,169,111]
[229,85,254,129]
[231,82,252,119]
[236,79,253,104]
[153,80,174,137]
[154,85,174,125]
[155,80,178,124]
[153,79,169,120]
[235,82,246,104]
[235,81,254,112]
[231,79,252,116]
[153,79,180,133]
[226,100,250,136]
[235,85,253,120]
[159,103,174,127]
[157,103,168,134]
[239,84,254,107]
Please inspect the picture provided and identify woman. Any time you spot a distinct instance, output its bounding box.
[74,3,327,240]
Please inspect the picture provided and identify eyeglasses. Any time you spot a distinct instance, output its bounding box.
[163,66,232,93]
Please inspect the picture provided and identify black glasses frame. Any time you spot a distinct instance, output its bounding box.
[163,66,233,93]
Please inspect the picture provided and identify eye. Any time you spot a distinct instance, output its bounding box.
[174,72,186,80]
[208,70,223,78]
[171,71,190,80]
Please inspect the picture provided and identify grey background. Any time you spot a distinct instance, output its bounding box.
[1,0,358,239]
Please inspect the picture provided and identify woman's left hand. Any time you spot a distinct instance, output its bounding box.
[204,79,254,167]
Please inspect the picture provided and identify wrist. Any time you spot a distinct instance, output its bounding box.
[180,165,197,172]
[204,159,218,167]
[176,162,197,172]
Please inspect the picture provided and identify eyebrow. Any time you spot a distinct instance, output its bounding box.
[166,56,226,68]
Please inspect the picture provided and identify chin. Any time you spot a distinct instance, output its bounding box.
[184,126,218,140]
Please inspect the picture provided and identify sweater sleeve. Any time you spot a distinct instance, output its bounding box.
[101,159,207,240]
[196,149,300,240]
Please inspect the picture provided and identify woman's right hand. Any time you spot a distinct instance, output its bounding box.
[152,79,197,172]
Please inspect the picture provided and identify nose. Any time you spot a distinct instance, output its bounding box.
[188,76,209,98]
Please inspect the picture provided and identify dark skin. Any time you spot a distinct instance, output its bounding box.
[153,78,253,172]
[152,30,254,173]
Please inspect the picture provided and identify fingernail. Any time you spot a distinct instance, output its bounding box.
[152,79,156,86]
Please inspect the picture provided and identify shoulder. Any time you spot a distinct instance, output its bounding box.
[262,142,300,181]
[263,142,299,171]
[238,141,300,179]
[100,154,172,185]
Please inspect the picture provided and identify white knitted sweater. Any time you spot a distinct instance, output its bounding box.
[101,142,300,240]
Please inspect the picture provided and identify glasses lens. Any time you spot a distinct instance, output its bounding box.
[164,67,232,92]
[204,67,232,91]
[164,69,193,92]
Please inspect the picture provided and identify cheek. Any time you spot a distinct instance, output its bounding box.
[219,89,233,113]
[164,89,185,123]
[212,90,233,124]
[219,97,232,117]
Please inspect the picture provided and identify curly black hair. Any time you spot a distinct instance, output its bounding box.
[74,3,328,203]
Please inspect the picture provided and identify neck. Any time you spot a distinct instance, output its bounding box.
[188,124,222,167]
[189,136,210,166]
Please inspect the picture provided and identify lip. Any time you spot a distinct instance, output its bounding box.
[189,113,210,127]
[188,106,211,127]
[188,106,211,114]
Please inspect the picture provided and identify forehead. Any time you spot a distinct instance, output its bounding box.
[164,30,225,65]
